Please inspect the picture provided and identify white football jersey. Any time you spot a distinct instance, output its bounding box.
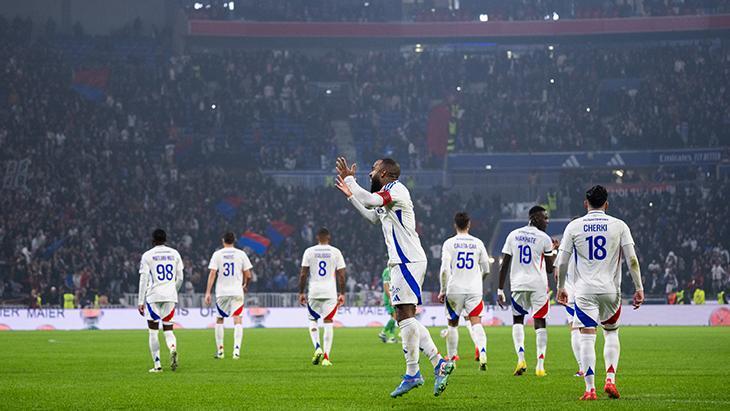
[208,247,253,298]
[441,233,490,294]
[302,244,346,299]
[373,180,428,265]
[558,210,635,295]
[502,225,553,292]
[139,245,184,303]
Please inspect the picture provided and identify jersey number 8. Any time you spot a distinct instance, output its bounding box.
[156,264,174,281]
[318,261,327,276]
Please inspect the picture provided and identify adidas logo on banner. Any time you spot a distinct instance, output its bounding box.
[607,153,625,166]
[562,155,580,168]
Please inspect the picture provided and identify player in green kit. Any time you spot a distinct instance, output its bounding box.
[378,266,398,343]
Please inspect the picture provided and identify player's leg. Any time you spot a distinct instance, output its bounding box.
[146,319,162,372]
[464,296,487,370]
[510,291,529,375]
[306,299,323,365]
[574,295,600,400]
[600,294,622,399]
[444,295,461,361]
[158,303,178,371]
[531,291,550,376]
[565,303,584,376]
[461,317,478,361]
[321,299,337,366]
[380,300,396,342]
[214,297,229,359]
[387,311,399,342]
[391,303,425,397]
[231,297,244,359]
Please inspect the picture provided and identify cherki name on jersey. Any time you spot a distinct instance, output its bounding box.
[583,224,608,232]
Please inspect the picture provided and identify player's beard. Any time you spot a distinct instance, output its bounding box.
[370,177,383,193]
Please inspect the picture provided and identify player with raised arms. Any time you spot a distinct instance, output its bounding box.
[497,206,556,377]
[556,185,644,400]
[137,228,183,373]
[334,157,454,398]
[204,232,253,360]
[438,211,491,371]
[298,227,346,367]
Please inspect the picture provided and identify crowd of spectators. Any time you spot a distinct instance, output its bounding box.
[185,0,730,22]
[1,16,728,307]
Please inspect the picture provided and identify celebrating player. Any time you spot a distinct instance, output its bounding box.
[438,212,491,371]
[556,185,644,400]
[204,232,253,360]
[137,229,183,373]
[378,266,398,344]
[334,157,454,398]
[298,228,346,367]
[497,206,556,377]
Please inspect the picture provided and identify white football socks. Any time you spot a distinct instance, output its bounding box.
[323,323,333,359]
[535,328,547,370]
[512,324,525,362]
[580,333,597,391]
[603,329,620,383]
[446,325,459,359]
[215,323,225,352]
[148,329,161,368]
[399,318,420,376]
[416,320,443,368]
[571,328,583,373]
[470,323,487,362]
[233,324,243,354]
[308,320,321,350]
[163,330,176,352]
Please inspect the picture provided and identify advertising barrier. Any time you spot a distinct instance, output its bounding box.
[1,304,728,331]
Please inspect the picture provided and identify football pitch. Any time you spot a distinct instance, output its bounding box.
[1,326,728,410]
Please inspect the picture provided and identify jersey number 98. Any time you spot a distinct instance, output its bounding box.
[156,264,174,281]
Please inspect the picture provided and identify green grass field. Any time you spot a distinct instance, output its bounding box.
[1,326,728,410]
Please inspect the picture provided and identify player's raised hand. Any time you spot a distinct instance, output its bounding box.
[298,293,307,306]
[204,293,212,306]
[137,304,144,317]
[335,157,356,179]
[557,288,569,306]
[335,175,353,198]
[633,289,645,310]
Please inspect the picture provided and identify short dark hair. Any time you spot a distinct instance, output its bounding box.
[454,212,470,230]
[586,185,608,208]
[223,232,236,244]
[317,227,330,237]
[528,205,546,217]
[152,228,166,245]
[379,158,401,179]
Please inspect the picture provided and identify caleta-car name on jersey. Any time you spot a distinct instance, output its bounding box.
[514,234,537,244]
[454,242,477,250]
[583,223,608,232]
[151,254,175,261]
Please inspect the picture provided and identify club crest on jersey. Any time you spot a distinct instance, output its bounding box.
[376,208,386,215]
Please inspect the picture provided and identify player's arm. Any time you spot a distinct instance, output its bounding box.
[298,262,309,306]
[137,259,149,316]
[336,268,346,306]
[175,254,184,292]
[438,246,451,303]
[479,243,491,278]
[204,269,217,306]
[555,228,574,305]
[242,269,252,293]
[497,253,511,308]
[335,176,380,224]
[620,222,644,309]
[335,156,388,208]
